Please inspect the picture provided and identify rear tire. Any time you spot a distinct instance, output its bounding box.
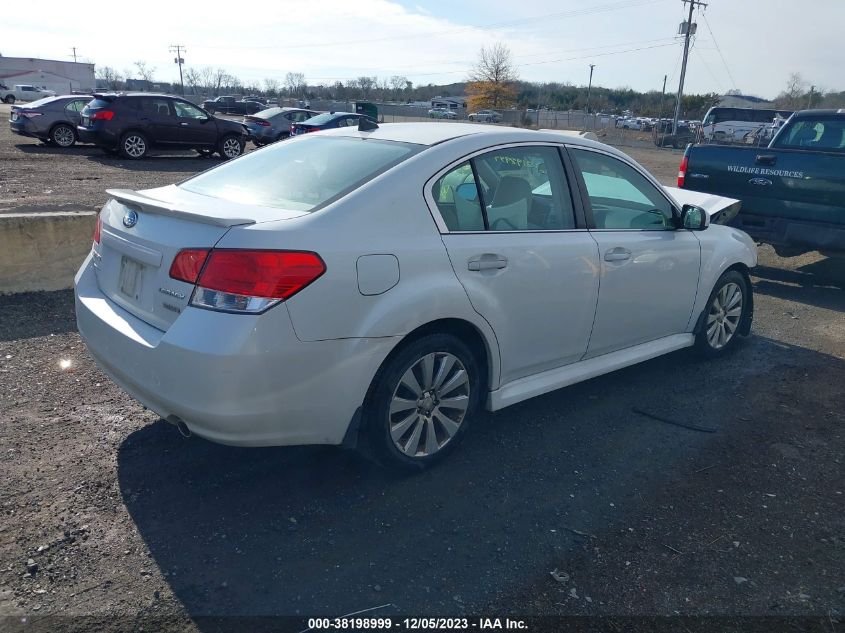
[50,123,77,148]
[361,333,484,471]
[218,134,244,160]
[4,95,15,104]
[695,270,749,358]
[119,131,148,159]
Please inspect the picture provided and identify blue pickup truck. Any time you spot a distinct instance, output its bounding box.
[679,109,845,257]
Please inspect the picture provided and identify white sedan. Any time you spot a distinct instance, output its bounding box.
[75,123,756,470]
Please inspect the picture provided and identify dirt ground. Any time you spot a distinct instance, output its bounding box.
[0,103,843,632]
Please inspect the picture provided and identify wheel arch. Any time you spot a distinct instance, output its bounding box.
[692,262,753,337]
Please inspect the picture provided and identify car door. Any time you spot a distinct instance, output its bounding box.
[173,99,218,147]
[137,97,180,145]
[429,144,601,386]
[568,147,701,358]
[63,99,88,126]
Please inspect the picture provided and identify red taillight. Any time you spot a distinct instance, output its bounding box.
[255,120,270,127]
[93,213,102,244]
[677,155,688,188]
[169,248,211,283]
[90,110,115,121]
[198,250,325,300]
[19,111,43,118]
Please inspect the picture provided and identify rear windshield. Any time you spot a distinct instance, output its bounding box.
[85,98,113,109]
[303,113,342,126]
[24,96,60,108]
[179,136,422,212]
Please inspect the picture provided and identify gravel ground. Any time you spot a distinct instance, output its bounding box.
[0,102,843,632]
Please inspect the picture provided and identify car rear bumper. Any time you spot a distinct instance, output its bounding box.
[9,121,38,138]
[730,213,845,254]
[77,126,117,147]
[74,253,397,447]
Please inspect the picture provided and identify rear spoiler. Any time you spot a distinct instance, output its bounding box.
[106,189,255,228]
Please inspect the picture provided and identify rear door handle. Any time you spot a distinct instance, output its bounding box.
[604,247,632,262]
[179,122,190,126]
[468,254,508,271]
[756,154,777,166]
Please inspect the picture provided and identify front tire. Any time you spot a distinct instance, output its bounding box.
[695,270,749,358]
[50,123,77,148]
[219,134,244,160]
[119,131,148,159]
[362,334,484,471]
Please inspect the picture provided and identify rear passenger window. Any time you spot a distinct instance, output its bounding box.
[430,147,576,232]
[139,98,173,117]
[431,162,485,231]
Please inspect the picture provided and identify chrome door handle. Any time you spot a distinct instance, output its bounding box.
[604,248,632,262]
[179,122,189,126]
[468,254,508,271]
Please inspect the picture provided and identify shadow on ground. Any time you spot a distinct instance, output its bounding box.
[117,336,845,624]
[752,256,844,312]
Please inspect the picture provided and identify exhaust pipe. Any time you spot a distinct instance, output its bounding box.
[168,416,192,438]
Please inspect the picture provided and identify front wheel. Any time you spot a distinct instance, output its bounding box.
[218,134,244,160]
[362,334,484,471]
[695,270,749,357]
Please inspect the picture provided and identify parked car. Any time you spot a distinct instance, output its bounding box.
[75,123,755,470]
[467,109,501,123]
[290,112,374,135]
[201,96,267,115]
[1,84,56,104]
[243,107,318,146]
[9,95,92,147]
[77,93,247,160]
[428,108,457,119]
[653,121,696,149]
[679,109,845,257]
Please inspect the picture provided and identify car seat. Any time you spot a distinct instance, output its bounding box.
[487,176,531,230]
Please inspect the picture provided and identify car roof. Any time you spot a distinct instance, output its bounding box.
[315,122,620,151]
[792,109,845,118]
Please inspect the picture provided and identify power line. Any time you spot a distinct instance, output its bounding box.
[190,0,670,51]
[702,11,738,92]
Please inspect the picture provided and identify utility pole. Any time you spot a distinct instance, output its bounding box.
[657,74,668,143]
[807,85,815,109]
[71,47,78,63]
[169,45,186,95]
[673,0,706,134]
[585,63,596,130]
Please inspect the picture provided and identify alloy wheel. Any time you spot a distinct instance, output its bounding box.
[53,125,75,147]
[706,282,743,349]
[124,135,146,158]
[222,137,242,158]
[388,352,470,458]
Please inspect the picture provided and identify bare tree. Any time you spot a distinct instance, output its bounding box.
[389,75,408,101]
[212,67,231,94]
[775,72,808,109]
[134,60,156,84]
[467,42,518,110]
[285,72,306,96]
[184,67,202,94]
[264,78,280,96]
[355,76,376,98]
[96,66,122,90]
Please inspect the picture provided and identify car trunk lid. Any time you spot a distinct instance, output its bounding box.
[94,186,308,331]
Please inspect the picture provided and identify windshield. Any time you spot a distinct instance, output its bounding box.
[180,136,422,212]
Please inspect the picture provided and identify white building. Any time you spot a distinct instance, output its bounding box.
[0,56,95,95]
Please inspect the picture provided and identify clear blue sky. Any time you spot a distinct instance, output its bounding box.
[2,0,841,98]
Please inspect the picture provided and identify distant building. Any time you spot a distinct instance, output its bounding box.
[430,96,467,110]
[718,93,775,109]
[0,56,95,94]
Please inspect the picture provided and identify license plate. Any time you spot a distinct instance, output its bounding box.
[118,256,144,300]
[81,116,89,126]
[11,113,18,121]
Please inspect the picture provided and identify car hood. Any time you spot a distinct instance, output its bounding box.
[663,186,741,224]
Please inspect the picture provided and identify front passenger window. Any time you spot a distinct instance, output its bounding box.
[570,149,675,230]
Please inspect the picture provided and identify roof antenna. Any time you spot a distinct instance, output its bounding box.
[358,117,379,132]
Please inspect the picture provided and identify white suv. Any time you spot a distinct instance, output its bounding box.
[75,123,756,470]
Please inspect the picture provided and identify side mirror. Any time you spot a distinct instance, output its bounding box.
[680,204,709,231]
